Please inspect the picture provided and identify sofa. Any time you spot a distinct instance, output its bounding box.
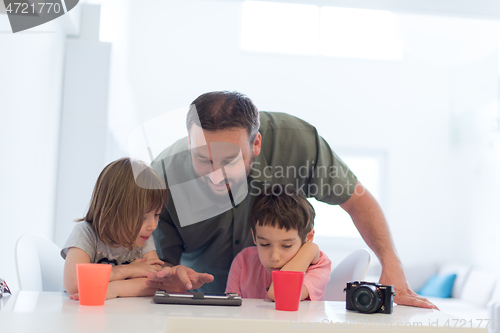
[366,262,500,332]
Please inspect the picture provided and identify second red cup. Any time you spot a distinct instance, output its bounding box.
[272,271,305,311]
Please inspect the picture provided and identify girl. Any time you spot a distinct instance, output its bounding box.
[61,157,169,299]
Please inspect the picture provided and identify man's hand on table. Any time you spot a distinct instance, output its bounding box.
[146,265,214,292]
[379,264,439,310]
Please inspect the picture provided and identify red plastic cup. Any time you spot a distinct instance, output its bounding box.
[272,271,305,311]
[76,263,112,306]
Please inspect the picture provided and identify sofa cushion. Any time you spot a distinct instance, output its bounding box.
[418,273,457,298]
[438,264,470,298]
[404,262,439,291]
[461,269,498,306]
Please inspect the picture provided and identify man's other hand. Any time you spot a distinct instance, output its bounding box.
[146,265,214,292]
[379,266,439,310]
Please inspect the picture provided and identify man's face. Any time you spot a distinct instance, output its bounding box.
[188,125,261,199]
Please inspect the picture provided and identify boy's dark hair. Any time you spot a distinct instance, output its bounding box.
[251,184,315,242]
[186,91,260,143]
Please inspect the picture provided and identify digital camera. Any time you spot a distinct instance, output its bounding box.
[344,281,394,314]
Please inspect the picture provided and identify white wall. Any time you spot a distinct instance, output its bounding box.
[53,5,112,248]
[0,18,67,290]
[101,0,500,270]
[449,54,500,270]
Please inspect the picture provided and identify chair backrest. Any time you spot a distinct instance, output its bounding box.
[324,249,371,301]
[15,234,65,292]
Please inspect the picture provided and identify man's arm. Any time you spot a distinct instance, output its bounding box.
[340,180,438,310]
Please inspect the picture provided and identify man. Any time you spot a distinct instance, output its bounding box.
[147,91,437,309]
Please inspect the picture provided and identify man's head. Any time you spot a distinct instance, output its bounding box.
[251,184,316,272]
[187,91,260,142]
[186,91,262,198]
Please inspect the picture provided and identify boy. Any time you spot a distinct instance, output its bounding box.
[225,184,331,301]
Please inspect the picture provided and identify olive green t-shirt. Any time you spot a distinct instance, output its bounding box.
[151,111,357,292]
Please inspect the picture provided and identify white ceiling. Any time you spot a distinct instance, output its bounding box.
[223,0,500,20]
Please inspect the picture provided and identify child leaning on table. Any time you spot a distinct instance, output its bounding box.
[225,184,332,301]
[61,157,168,300]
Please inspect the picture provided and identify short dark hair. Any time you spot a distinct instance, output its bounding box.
[251,184,315,243]
[186,91,260,142]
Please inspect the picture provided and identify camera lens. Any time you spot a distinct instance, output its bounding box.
[352,285,382,313]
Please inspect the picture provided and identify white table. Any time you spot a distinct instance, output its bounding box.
[0,291,488,333]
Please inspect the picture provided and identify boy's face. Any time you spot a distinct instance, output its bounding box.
[253,224,303,273]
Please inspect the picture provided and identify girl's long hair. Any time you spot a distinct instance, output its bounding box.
[77,158,168,250]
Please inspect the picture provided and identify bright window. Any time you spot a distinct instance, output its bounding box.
[241,1,319,55]
[319,7,403,60]
[241,1,403,61]
[309,154,384,238]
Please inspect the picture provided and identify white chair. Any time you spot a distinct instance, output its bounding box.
[15,234,65,292]
[324,249,371,301]
[488,301,500,333]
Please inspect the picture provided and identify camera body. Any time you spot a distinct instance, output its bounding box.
[345,281,394,314]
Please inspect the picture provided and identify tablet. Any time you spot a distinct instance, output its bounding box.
[153,291,242,306]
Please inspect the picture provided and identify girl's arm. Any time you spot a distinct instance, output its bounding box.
[69,278,158,300]
[63,247,91,295]
[65,248,161,299]
[63,247,135,292]
[65,247,163,296]
[268,242,320,301]
[110,251,164,281]
[106,278,157,299]
[143,250,160,261]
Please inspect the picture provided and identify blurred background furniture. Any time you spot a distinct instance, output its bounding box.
[367,262,500,326]
[15,234,65,292]
[324,248,370,301]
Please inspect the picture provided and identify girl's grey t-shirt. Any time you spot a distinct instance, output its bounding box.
[61,221,156,265]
